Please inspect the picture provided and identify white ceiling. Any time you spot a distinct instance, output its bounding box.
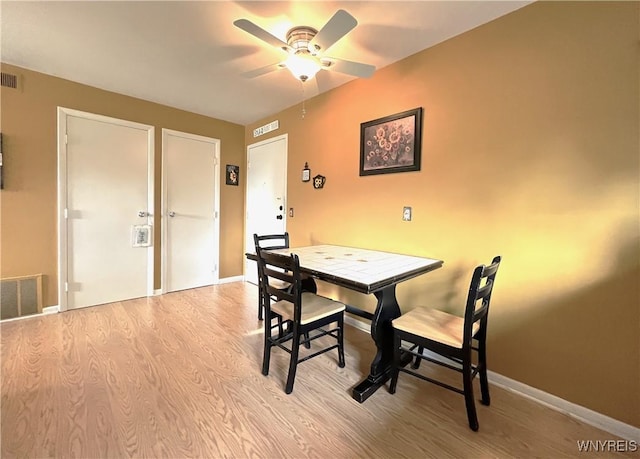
[1,1,531,125]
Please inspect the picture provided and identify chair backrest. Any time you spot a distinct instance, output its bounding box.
[253,233,290,251]
[255,247,303,322]
[253,232,290,290]
[462,256,501,347]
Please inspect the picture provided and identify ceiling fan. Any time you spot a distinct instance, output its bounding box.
[233,10,376,83]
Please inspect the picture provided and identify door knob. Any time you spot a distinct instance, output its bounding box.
[276,215,283,220]
[138,211,148,217]
[168,211,176,218]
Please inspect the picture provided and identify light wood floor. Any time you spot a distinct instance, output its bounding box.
[1,282,633,458]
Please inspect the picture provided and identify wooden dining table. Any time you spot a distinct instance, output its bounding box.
[252,244,443,403]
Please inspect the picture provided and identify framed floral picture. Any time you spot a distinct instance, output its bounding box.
[359,107,423,176]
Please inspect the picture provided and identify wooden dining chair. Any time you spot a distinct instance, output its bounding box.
[388,256,501,431]
[256,247,346,394]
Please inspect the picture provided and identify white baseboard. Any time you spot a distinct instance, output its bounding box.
[489,372,640,442]
[345,314,369,333]
[42,305,60,314]
[156,278,242,293]
[218,275,244,284]
[344,314,639,442]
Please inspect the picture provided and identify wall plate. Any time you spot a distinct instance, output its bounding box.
[403,206,412,221]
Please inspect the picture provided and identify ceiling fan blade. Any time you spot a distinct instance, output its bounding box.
[324,57,375,78]
[309,10,357,55]
[233,19,291,52]
[241,62,286,79]
[314,70,332,94]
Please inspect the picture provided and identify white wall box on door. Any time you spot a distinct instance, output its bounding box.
[57,108,154,311]
[162,129,220,293]
[245,134,288,285]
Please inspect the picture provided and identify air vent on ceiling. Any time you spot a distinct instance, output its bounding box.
[1,72,18,89]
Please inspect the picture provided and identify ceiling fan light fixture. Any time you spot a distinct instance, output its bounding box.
[285,53,320,82]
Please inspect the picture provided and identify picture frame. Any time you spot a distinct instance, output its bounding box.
[225,164,239,186]
[359,107,423,176]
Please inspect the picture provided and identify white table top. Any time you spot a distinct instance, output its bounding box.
[266,244,443,294]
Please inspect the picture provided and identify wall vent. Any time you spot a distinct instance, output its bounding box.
[1,72,18,89]
[1,274,43,320]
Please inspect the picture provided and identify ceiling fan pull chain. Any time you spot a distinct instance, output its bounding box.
[301,82,306,119]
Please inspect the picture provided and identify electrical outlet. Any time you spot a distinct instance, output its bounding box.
[289,208,294,217]
[402,206,412,221]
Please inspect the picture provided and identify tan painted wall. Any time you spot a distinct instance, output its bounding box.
[0,64,246,303]
[245,2,640,427]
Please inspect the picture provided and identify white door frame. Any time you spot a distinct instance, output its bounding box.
[161,128,221,293]
[57,107,155,311]
[244,133,288,281]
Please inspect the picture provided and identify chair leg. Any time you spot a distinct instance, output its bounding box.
[285,330,301,394]
[477,338,491,406]
[337,316,345,368]
[258,296,264,321]
[462,359,479,431]
[262,324,272,376]
[412,346,424,369]
[388,333,401,394]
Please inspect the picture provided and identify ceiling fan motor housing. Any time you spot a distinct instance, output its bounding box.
[286,26,320,56]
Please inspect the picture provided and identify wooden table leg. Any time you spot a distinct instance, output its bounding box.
[352,285,402,403]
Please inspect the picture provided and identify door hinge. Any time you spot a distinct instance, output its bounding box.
[65,133,68,145]
[214,211,218,219]
[64,208,68,219]
[64,282,69,292]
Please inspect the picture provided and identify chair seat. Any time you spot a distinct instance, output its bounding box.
[393,307,479,349]
[272,292,345,325]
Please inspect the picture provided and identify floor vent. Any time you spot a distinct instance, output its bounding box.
[1,72,18,89]
[1,274,43,320]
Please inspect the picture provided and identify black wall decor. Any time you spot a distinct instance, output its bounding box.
[312,174,326,189]
[226,164,239,186]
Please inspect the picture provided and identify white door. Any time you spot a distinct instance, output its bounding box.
[162,129,220,293]
[245,134,288,284]
[58,108,154,310]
